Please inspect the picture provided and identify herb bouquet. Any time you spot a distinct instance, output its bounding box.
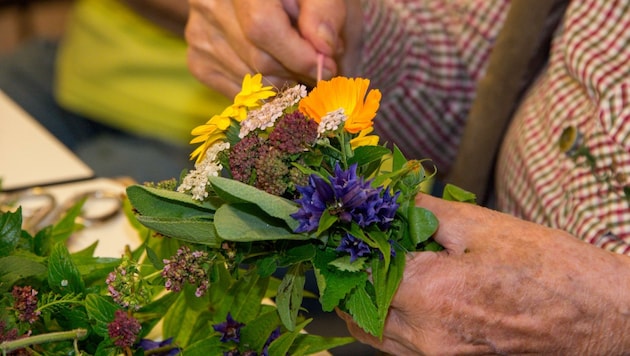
[126,74,474,351]
[0,74,473,355]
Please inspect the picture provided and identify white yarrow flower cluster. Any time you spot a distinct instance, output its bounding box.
[318,108,346,137]
[178,141,230,201]
[239,84,308,138]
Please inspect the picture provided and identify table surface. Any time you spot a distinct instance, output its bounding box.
[0,90,94,191]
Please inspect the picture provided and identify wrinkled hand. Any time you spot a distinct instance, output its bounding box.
[186,0,362,97]
[339,193,630,355]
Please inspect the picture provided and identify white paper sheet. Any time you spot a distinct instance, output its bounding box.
[0,90,94,191]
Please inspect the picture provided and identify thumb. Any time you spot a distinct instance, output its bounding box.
[296,0,346,56]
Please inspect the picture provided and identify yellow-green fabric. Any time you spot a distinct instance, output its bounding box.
[54,0,231,145]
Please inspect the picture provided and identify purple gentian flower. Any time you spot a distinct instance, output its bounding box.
[213,313,246,343]
[337,233,372,262]
[138,337,181,355]
[292,163,401,233]
[262,327,281,356]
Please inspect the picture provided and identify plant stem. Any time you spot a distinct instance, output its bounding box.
[0,328,88,354]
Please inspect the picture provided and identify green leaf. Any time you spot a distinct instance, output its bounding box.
[163,292,210,347]
[135,215,220,246]
[313,248,368,312]
[392,145,408,171]
[209,176,299,229]
[0,255,47,292]
[255,256,277,278]
[126,184,221,217]
[348,145,391,167]
[442,183,477,203]
[227,271,269,325]
[290,334,356,355]
[85,294,119,337]
[48,243,85,294]
[239,309,282,352]
[267,319,311,356]
[371,249,405,337]
[329,256,367,272]
[214,203,304,242]
[346,283,382,336]
[0,208,22,257]
[315,209,337,237]
[51,199,85,244]
[180,336,225,356]
[408,205,439,245]
[276,262,306,331]
[277,243,316,267]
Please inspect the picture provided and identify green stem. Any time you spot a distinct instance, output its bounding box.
[1,328,88,354]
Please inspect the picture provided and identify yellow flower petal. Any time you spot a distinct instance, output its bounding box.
[188,73,277,162]
[350,127,380,149]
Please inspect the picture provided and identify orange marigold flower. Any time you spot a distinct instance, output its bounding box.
[299,77,382,134]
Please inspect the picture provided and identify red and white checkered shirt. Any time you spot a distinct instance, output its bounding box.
[361,0,630,254]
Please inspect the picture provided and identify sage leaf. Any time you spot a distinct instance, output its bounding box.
[276,263,306,331]
[209,176,299,229]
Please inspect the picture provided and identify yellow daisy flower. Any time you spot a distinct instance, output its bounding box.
[189,114,231,162]
[230,73,276,121]
[298,77,382,134]
[189,74,277,162]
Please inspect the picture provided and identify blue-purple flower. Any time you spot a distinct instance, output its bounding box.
[337,233,372,262]
[262,327,281,356]
[291,163,400,233]
[213,313,245,343]
[138,337,181,355]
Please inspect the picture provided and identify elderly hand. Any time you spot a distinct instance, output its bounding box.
[186,0,363,97]
[339,193,630,355]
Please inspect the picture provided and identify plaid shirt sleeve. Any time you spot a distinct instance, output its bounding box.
[359,0,509,173]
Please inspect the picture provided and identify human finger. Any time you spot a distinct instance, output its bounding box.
[234,0,338,81]
[335,309,419,355]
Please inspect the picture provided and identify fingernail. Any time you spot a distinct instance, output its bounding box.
[317,22,337,53]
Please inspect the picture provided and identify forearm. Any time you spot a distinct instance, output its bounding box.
[586,252,630,353]
[121,0,189,35]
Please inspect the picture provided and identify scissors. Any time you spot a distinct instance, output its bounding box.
[0,187,122,234]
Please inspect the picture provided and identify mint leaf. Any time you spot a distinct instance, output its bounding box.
[0,255,46,292]
[346,283,382,336]
[0,208,22,257]
[329,256,366,272]
[48,243,85,294]
[85,294,119,337]
[313,248,368,311]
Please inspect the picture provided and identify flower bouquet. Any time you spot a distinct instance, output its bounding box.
[0,74,474,355]
[126,75,475,350]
